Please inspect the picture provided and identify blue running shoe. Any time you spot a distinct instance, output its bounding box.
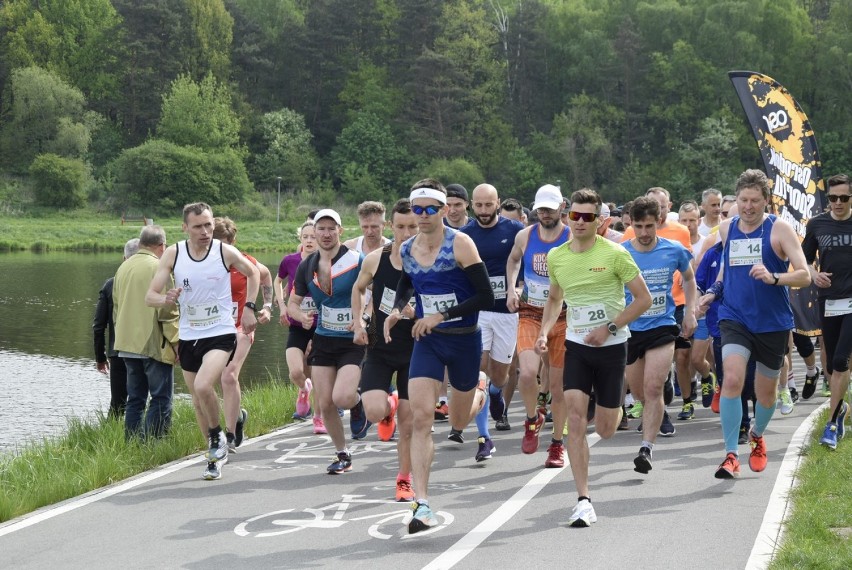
[327,451,353,474]
[838,402,849,440]
[488,382,505,421]
[350,399,372,440]
[658,411,676,437]
[820,422,838,450]
[409,501,438,534]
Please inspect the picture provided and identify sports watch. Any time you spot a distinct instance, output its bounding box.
[606,321,618,336]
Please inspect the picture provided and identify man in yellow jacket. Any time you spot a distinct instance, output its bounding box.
[114,225,179,440]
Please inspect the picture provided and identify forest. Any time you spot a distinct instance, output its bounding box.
[0,0,849,216]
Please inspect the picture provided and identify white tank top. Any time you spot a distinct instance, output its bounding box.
[173,239,236,340]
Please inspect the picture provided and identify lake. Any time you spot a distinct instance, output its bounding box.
[0,250,294,455]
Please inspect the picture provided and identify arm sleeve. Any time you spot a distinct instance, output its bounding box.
[392,270,415,312]
[801,222,818,265]
[445,262,495,319]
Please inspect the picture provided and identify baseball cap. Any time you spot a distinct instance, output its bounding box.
[313,208,342,226]
[446,184,469,202]
[532,184,563,211]
[600,203,611,219]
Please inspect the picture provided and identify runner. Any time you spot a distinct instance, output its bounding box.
[146,202,259,481]
[537,188,651,526]
[506,184,571,467]
[384,179,494,534]
[622,197,697,473]
[698,188,723,237]
[287,209,365,474]
[698,169,811,479]
[803,174,852,449]
[351,198,419,500]
[342,200,391,256]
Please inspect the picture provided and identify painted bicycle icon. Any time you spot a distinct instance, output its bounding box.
[234,494,453,540]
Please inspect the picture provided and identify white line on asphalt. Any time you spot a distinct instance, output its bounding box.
[423,433,602,570]
[745,401,828,570]
[0,421,308,538]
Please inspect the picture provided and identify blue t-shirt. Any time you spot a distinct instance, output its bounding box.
[293,246,363,338]
[696,242,723,338]
[460,216,523,313]
[623,237,692,331]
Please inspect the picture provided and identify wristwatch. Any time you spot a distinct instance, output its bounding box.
[440,310,451,321]
[244,301,258,312]
[361,313,371,325]
[772,273,780,286]
[606,321,618,336]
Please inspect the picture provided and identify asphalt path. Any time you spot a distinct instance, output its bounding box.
[0,359,829,570]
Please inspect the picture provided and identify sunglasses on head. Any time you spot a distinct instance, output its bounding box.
[567,211,598,222]
[412,204,442,216]
[827,194,851,203]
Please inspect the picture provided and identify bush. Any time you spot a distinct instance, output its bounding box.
[28,154,88,209]
[415,158,484,195]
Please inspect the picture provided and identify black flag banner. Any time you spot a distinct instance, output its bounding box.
[728,71,826,335]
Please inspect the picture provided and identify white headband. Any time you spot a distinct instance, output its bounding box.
[409,188,447,205]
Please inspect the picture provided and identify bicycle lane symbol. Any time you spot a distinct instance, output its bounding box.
[234,494,454,540]
[261,435,397,466]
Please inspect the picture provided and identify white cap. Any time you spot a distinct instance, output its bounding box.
[532,184,563,211]
[313,208,342,226]
[600,203,611,219]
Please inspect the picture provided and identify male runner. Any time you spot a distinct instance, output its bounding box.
[698,188,723,237]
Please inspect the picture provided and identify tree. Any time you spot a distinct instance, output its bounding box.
[29,153,88,208]
[251,108,320,191]
[415,158,484,193]
[677,114,741,201]
[157,73,241,151]
[0,66,86,172]
[186,0,233,81]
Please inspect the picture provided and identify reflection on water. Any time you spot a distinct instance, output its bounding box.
[0,251,293,455]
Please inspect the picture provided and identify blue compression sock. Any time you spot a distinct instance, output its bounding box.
[720,396,742,454]
[753,401,775,437]
[476,390,491,438]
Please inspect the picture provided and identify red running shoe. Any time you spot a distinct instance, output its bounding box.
[378,393,399,442]
[544,441,565,468]
[714,452,740,479]
[710,385,721,414]
[521,412,545,454]
[749,432,767,472]
[395,477,414,501]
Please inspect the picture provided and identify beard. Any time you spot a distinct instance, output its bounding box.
[476,212,497,226]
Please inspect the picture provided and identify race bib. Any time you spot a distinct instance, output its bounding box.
[525,280,550,308]
[320,306,352,332]
[728,238,762,267]
[570,303,608,336]
[379,287,415,318]
[421,292,460,323]
[642,292,667,318]
[186,301,226,329]
[299,297,317,316]
[490,275,508,300]
[825,298,852,317]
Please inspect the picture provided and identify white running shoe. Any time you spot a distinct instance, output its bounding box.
[778,387,794,415]
[568,499,597,528]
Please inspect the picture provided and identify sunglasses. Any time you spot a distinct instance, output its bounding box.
[827,194,851,203]
[412,204,442,216]
[721,210,731,217]
[567,211,598,222]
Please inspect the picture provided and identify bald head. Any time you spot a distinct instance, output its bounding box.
[472,183,500,227]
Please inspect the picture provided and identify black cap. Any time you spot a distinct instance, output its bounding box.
[445,184,469,202]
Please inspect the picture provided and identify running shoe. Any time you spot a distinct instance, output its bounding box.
[658,411,676,437]
[545,441,565,468]
[789,387,799,403]
[409,501,439,534]
[617,409,630,431]
[313,416,327,434]
[701,372,716,408]
[495,414,511,431]
[778,388,794,415]
[294,378,312,419]
[673,376,681,398]
[521,412,545,454]
[377,393,399,442]
[434,401,449,421]
[447,428,464,443]
[396,477,415,502]
[838,402,849,440]
[235,408,248,447]
[820,422,838,450]
[749,432,767,472]
[802,367,819,400]
[664,374,674,406]
[226,432,236,453]
[537,392,549,417]
[821,374,831,397]
[202,461,221,480]
[206,430,228,462]
[677,402,694,420]
[627,401,644,419]
[711,384,721,414]
[633,446,652,474]
[714,452,740,479]
[327,451,353,474]
[488,381,505,421]
[350,399,372,440]
[738,426,748,445]
[475,437,495,462]
[568,499,597,528]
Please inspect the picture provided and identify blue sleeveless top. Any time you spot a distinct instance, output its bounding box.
[401,227,477,329]
[718,215,793,332]
[520,224,570,311]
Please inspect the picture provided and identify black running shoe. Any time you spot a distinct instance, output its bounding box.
[234,408,248,447]
[447,428,464,443]
[802,368,819,400]
[633,446,652,474]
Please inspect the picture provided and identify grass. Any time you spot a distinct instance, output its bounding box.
[769,407,852,569]
[0,378,298,523]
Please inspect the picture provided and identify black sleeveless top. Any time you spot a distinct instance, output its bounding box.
[370,244,415,350]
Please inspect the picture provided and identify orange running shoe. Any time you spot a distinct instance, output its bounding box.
[521,411,545,454]
[710,385,721,414]
[749,432,767,472]
[395,477,414,501]
[434,402,448,421]
[378,393,399,441]
[714,452,740,479]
